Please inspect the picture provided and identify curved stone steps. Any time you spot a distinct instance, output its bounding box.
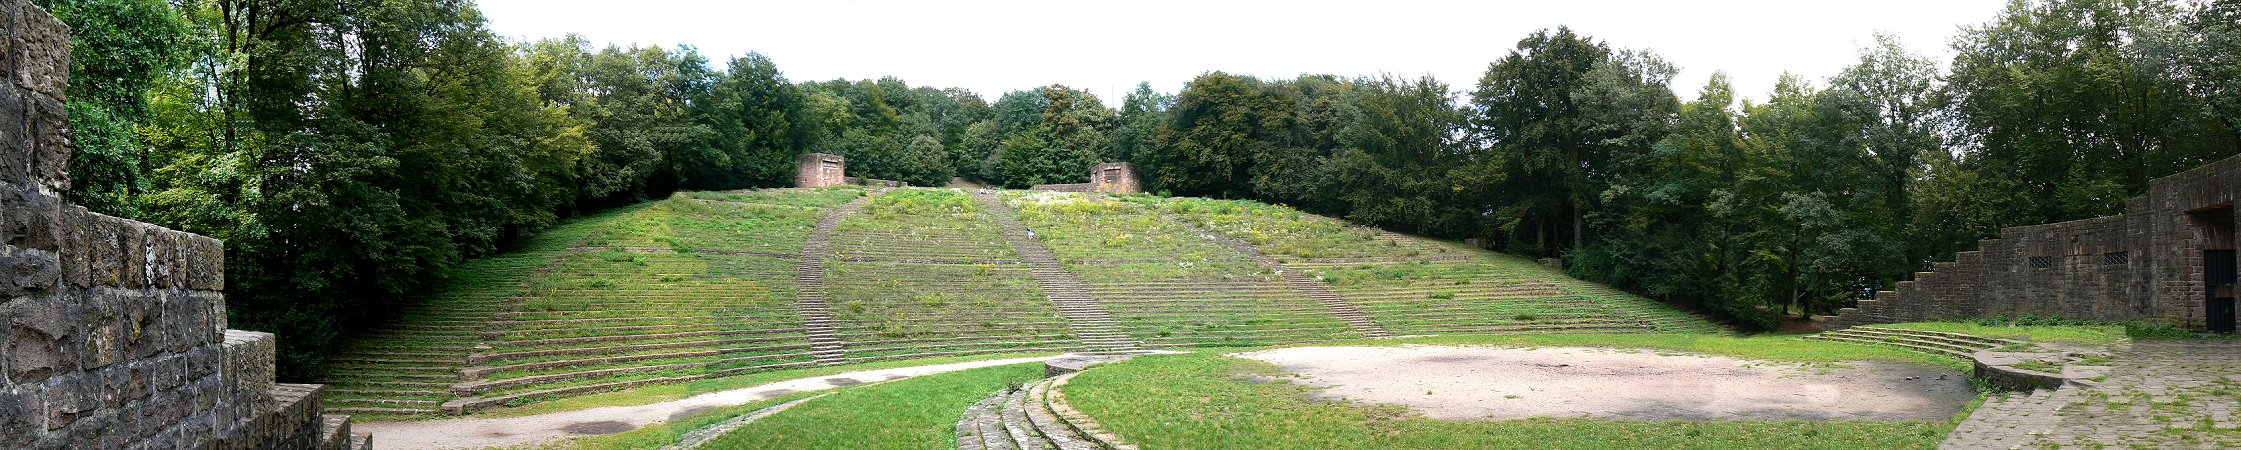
[462,345,813,378]
[1805,327,2006,359]
[958,373,1133,449]
[328,387,447,397]
[1854,326,2021,347]
[473,335,810,364]
[327,405,439,416]
[957,392,1019,450]
[493,328,793,349]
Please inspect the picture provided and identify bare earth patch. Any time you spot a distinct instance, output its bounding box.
[1239,345,1973,421]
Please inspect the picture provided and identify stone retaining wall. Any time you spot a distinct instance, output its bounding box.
[1029,162,1140,194]
[1828,151,2241,331]
[0,2,363,447]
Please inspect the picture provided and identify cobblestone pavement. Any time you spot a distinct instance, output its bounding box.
[1944,340,2241,449]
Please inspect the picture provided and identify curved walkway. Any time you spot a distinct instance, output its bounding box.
[357,354,1065,450]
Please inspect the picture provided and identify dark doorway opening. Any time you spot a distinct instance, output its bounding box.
[2210,249,2236,333]
[2194,205,2237,333]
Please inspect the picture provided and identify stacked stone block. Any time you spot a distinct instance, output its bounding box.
[0,1,366,448]
[796,153,846,188]
[1089,162,1139,194]
[1028,162,1140,194]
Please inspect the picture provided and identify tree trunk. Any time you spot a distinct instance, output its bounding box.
[1571,198,1583,252]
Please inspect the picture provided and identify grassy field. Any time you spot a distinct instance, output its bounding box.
[472,351,1058,419]
[514,391,821,450]
[1064,338,1976,449]
[703,363,1046,449]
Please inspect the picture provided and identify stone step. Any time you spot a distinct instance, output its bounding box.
[327,372,458,381]
[325,380,452,389]
[1829,329,1998,353]
[326,406,437,415]
[346,351,462,359]
[1021,378,1099,449]
[1807,334,1972,358]
[327,388,447,397]
[958,390,1021,450]
[997,384,1050,449]
[329,356,460,365]
[1044,372,1137,450]
[1854,326,2018,347]
[327,397,440,407]
[327,364,458,373]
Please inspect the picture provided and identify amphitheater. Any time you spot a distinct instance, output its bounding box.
[12,0,2241,447]
[322,187,1718,418]
[322,183,2241,450]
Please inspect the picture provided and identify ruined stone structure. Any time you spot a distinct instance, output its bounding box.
[1029,162,1140,194]
[1828,154,2241,332]
[795,153,847,188]
[0,2,368,448]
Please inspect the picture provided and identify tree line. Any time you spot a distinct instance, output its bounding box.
[1138,0,2241,330]
[44,0,2241,378]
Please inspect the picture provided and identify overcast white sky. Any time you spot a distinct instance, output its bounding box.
[474,0,2012,105]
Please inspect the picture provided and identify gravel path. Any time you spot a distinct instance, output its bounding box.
[1240,345,1974,421]
[357,355,1063,449]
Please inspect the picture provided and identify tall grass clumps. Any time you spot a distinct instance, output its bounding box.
[677,185,869,209]
[1157,197,1453,259]
[1010,191,1242,262]
[831,188,1015,261]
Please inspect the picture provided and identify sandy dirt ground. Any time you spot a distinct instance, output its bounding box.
[1238,345,1974,421]
[356,355,1062,450]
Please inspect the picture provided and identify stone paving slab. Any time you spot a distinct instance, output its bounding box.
[1943,340,2241,449]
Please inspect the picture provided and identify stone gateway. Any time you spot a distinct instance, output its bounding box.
[0,2,369,448]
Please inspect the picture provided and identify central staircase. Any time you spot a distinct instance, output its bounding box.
[974,191,1143,353]
[796,194,878,364]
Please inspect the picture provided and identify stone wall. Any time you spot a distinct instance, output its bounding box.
[796,153,846,188]
[1089,162,1139,194]
[1029,162,1139,194]
[1827,152,2241,331]
[0,2,366,448]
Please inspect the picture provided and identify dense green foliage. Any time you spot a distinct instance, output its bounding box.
[39,0,943,379]
[1130,2,2241,330]
[48,0,2241,380]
